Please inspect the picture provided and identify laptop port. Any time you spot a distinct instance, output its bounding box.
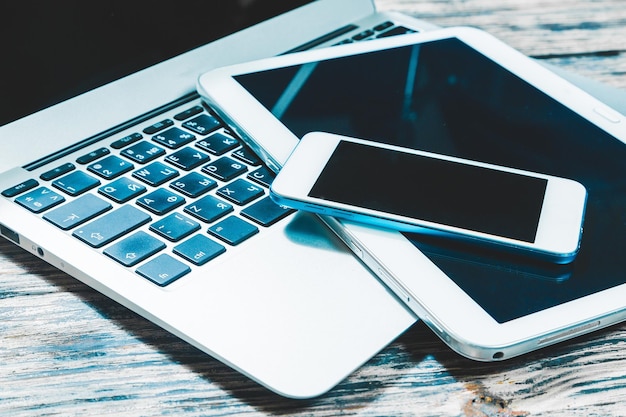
[0,224,20,244]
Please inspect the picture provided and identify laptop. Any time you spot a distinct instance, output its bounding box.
[0,0,442,398]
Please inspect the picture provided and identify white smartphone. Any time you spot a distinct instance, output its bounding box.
[272,132,587,263]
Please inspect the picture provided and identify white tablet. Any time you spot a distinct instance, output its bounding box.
[197,26,626,361]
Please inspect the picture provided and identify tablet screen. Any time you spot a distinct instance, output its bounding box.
[234,37,626,323]
[309,140,547,243]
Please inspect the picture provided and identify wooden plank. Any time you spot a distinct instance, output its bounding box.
[2,1,626,415]
[378,0,626,89]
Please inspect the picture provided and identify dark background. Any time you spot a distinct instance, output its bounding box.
[0,0,310,126]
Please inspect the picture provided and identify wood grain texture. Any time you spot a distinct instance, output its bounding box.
[377,0,626,90]
[2,1,626,416]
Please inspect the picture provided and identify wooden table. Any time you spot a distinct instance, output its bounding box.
[2,1,625,415]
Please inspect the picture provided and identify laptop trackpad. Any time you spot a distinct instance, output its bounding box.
[161,212,416,397]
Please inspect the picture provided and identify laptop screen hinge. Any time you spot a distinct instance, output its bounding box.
[283,24,359,54]
[23,92,199,171]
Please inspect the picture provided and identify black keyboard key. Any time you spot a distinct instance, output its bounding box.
[195,130,239,155]
[352,29,374,40]
[104,231,166,267]
[137,188,185,215]
[182,114,220,135]
[169,172,216,198]
[3,179,39,197]
[202,156,247,182]
[208,215,258,246]
[143,119,174,134]
[333,39,354,46]
[88,155,134,180]
[136,254,191,286]
[247,166,275,188]
[216,178,264,205]
[40,163,75,181]
[43,194,112,230]
[152,127,195,149]
[165,147,210,170]
[241,196,294,227]
[73,205,151,248]
[174,234,225,266]
[121,141,166,164]
[184,195,232,223]
[132,162,179,186]
[76,147,110,164]
[52,171,100,196]
[376,26,415,38]
[174,105,203,121]
[111,132,143,149]
[373,21,394,32]
[98,177,146,203]
[150,212,200,242]
[15,186,65,213]
[231,146,262,166]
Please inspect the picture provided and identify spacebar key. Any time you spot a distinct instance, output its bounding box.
[73,205,151,248]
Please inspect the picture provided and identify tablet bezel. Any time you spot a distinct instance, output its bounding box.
[197,26,626,360]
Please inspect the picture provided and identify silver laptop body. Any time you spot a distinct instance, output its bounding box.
[0,0,438,398]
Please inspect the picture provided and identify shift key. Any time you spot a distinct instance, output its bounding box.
[73,205,151,248]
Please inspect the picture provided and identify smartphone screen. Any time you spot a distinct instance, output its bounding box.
[309,140,547,243]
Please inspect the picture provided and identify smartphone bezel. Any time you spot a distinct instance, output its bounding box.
[270,132,587,263]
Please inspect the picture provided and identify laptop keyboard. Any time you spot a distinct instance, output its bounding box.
[2,20,415,287]
[5,103,295,286]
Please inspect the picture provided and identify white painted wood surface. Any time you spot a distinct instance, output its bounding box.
[1,1,625,415]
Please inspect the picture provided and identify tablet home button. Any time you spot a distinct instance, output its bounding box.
[593,106,622,123]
